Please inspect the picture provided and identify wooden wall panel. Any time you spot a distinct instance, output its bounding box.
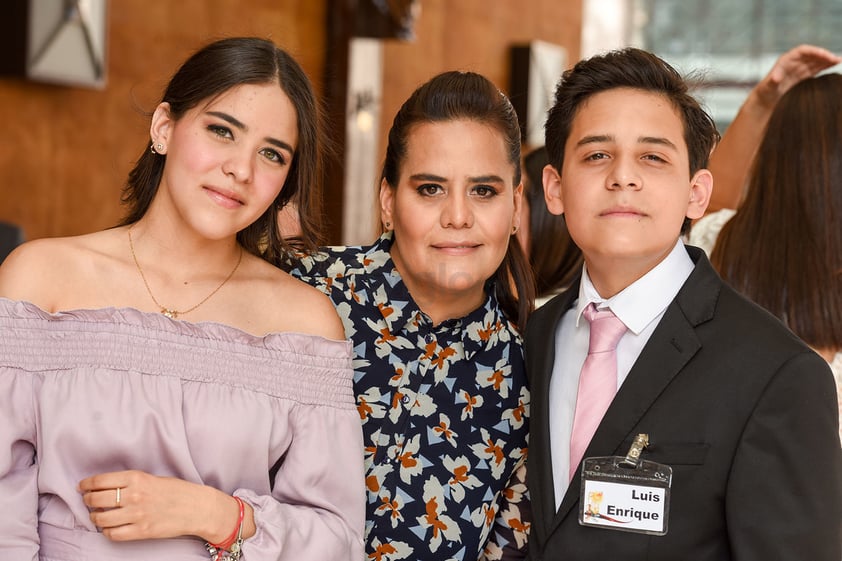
[0,0,327,241]
[379,0,583,155]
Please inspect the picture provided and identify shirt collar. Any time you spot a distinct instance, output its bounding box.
[359,231,420,335]
[575,240,695,334]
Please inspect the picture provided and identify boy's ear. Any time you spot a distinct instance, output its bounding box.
[686,168,713,220]
[542,164,565,216]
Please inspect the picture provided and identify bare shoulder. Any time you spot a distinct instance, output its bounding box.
[249,260,346,340]
[0,231,118,309]
[0,237,78,304]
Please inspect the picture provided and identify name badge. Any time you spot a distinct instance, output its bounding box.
[577,434,672,535]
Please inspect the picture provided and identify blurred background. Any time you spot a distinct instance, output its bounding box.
[1,0,839,254]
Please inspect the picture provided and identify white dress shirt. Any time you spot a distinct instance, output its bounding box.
[548,240,695,507]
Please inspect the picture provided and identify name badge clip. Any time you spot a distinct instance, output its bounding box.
[620,433,649,469]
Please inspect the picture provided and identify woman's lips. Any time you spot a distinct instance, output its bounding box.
[432,242,481,255]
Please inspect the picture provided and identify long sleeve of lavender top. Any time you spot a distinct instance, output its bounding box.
[0,298,365,561]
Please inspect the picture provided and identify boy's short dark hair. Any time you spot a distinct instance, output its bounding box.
[544,47,720,176]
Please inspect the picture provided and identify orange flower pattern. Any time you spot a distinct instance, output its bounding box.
[290,233,530,560]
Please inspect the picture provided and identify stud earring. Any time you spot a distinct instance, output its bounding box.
[512,225,518,234]
[384,221,392,230]
[151,141,164,154]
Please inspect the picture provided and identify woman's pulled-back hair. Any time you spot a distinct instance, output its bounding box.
[711,73,842,351]
[381,70,535,328]
[120,37,326,267]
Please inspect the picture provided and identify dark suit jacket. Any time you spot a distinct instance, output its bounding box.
[524,246,841,561]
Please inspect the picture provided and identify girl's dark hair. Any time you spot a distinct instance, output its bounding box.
[523,146,582,297]
[381,71,535,328]
[711,73,842,351]
[120,37,326,267]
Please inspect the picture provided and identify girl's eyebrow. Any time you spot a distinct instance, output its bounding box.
[206,110,294,155]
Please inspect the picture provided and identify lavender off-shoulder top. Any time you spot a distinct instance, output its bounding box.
[0,298,365,561]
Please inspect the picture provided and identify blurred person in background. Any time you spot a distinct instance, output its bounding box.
[517,145,582,307]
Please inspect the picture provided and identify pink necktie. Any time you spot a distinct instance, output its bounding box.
[569,303,627,481]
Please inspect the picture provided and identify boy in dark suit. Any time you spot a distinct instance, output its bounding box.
[524,47,841,560]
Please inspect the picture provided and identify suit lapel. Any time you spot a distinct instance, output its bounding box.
[548,247,721,532]
[524,287,578,543]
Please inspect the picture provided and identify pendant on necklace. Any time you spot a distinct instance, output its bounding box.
[161,308,179,319]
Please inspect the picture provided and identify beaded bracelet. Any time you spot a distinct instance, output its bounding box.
[205,496,245,561]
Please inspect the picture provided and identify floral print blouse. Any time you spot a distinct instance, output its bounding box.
[289,232,530,561]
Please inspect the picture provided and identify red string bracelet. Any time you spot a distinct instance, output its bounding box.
[205,496,245,561]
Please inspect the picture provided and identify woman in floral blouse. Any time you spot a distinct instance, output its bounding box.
[290,71,534,560]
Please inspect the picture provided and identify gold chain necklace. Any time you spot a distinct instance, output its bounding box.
[127,227,243,319]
